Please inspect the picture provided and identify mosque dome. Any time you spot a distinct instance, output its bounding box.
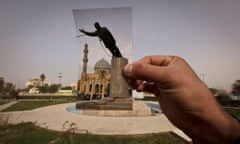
[94,59,111,73]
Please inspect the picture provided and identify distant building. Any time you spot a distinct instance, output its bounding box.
[25,79,42,88]
[78,44,111,100]
[70,83,77,91]
[29,87,40,94]
[57,89,74,96]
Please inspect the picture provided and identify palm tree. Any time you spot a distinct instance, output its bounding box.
[40,73,46,86]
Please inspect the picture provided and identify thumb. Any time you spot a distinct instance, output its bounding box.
[124,63,169,82]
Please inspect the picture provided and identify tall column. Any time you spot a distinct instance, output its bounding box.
[81,43,88,80]
[109,57,130,98]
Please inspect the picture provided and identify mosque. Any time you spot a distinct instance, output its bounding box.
[78,44,111,100]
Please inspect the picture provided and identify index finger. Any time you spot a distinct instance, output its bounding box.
[124,56,175,82]
[136,55,177,67]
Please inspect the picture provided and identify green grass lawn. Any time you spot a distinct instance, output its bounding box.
[0,100,10,105]
[0,122,185,144]
[0,122,58,144]
[1,100,71,112]
[224,107,240,118]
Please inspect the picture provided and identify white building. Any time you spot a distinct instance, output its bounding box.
[25,79,42,88]
[29,87,40,94]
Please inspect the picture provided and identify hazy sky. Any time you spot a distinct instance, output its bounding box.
[0,0,240,91]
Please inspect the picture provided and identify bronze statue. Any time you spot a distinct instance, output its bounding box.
[79,22,122,57]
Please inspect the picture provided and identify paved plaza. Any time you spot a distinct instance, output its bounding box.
[0,101,191,142]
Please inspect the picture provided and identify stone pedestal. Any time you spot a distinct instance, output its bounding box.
[110,57,130,98]
[79,101,152,117]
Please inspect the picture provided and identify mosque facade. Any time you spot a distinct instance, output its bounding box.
[78,44,111,100]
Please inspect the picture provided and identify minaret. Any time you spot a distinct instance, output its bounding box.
[82,43,88,73]
[81,43,88,80]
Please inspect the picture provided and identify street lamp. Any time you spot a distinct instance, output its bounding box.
[200,73,206,82]
[58,72,62,86]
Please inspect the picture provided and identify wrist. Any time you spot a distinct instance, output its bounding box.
[228,114,240,144]
[204,105,240,144]
[232,137,240,144]
[187,91,240,144]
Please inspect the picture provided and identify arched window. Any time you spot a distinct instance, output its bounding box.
[100,84,103,93]
[89,84,92,92]
[95,84,99,93]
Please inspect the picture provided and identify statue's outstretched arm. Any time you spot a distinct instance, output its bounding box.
[79,29,98,37]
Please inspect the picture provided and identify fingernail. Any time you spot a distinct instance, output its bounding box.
[124,64,133,73]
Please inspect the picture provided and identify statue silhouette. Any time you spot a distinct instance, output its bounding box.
[79,22,122,57]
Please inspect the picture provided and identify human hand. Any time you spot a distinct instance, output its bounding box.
[124,55,240,144]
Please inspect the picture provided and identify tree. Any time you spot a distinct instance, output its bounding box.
[61,86,72,90]
[40,73,46,86]
[38,86,47,93]
[47,84,60,93]
[216,90,231,103]
[232,80,240,96]
[209,88,218,96]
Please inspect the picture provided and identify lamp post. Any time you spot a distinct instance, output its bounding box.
[58,73,62,86]
[200,73,206,82]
